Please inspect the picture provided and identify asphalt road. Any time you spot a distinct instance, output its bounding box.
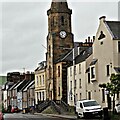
[3,113,76,120]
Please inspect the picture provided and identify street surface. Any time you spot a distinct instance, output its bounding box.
[3,113,103,120]
[4,113,76,120]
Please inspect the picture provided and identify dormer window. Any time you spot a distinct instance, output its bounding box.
[90,59,98,82]
[91,67,95,79]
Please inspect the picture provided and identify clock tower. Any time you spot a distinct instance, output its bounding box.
[46,0,74,101]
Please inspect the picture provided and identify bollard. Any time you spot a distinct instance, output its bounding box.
[103,107,110,120]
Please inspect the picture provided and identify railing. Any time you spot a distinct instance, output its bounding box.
[60,100,69,112]
[51,100,62,114]
[36,100,50,113]
[35,100,70,114]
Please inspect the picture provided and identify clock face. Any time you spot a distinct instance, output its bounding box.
[59,31,67,38]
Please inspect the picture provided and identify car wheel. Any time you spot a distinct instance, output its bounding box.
[99,114,103,119]
[115,109,118,114]
[83,113,86,118]
[77,113,80,119]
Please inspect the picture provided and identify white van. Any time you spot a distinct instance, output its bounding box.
[75,99,102,118]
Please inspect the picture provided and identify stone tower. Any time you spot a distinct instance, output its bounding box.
[46,0,74,101]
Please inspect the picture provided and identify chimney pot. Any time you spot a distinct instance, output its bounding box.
[99,16,106,21]
[93,36,95,41]
[88,36,90,42]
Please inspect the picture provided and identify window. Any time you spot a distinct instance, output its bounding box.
[70,81,72,101]
[39,76,41,85]
[80,93,82,100]
[58,66,60,77]
[98,31,106,40]
[88,73,90,83]
[70,67,72,76]
[106,65,110,76]
[42,91,44,101]
[91,67,95,79]
[101,41,103,45]
[36,76,38,85]
[43,75,44,85]
[70,94,73,101]
[49,45,51,57]
[37,92,38,102]
[52,16,55,26]
[76,94,78,101]
[118,42,120,53]
[102,89,105,102]
[70,81,72,90]
[79,79,82,88]
[80,103,83,108]
[58,87,60,96]
[74,80,76,89]
[79,64,81,74]
[88,92,91,100]
[39,92,41,101]
[61,16,64,25]
[74,66,76,75]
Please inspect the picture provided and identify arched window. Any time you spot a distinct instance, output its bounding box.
[61,16,64,25]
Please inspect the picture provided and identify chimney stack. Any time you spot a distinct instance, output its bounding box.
[93,36,95,42]
[88,36,90,43]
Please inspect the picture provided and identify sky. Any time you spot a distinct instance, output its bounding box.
[0,0,119,76]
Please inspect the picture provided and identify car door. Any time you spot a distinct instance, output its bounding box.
[117,103,120,113]
[79,102,84,115]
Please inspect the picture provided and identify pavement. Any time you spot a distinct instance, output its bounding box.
[34,112,77,119]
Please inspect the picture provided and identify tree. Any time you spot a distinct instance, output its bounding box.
[99,73,120,113]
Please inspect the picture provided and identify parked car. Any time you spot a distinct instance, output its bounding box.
[115,102,120,114]
[11,106,19,113]
[75,99,102,118]
[0,112,4,120]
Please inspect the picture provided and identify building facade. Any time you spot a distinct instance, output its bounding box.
[88,16,120,107]
[67,16,120,108]
[35,61,47,104]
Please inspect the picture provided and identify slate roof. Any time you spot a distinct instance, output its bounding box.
[105,21,120,40]
[55,42,91,63]
[8,81,20,91]
[90,59,98,66]
[75,47,92,64]
[2,81,14,90]
[35,61,46,71]
[29,84,35,89]
[13,80,30,92]
[19,80,33,92]
[23,80,35,92]
[114,67,120,73]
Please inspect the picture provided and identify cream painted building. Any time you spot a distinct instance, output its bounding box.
[67,16,120,108]
[35,61,47,104]
[67,45,93,106]
[88,16,120,108]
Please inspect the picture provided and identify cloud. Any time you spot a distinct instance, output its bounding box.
[1,1,118,75]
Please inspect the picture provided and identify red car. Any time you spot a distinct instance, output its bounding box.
[11,106,19,113]
[0,112,4,120]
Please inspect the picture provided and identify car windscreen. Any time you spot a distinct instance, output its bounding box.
[83,101,99,107]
